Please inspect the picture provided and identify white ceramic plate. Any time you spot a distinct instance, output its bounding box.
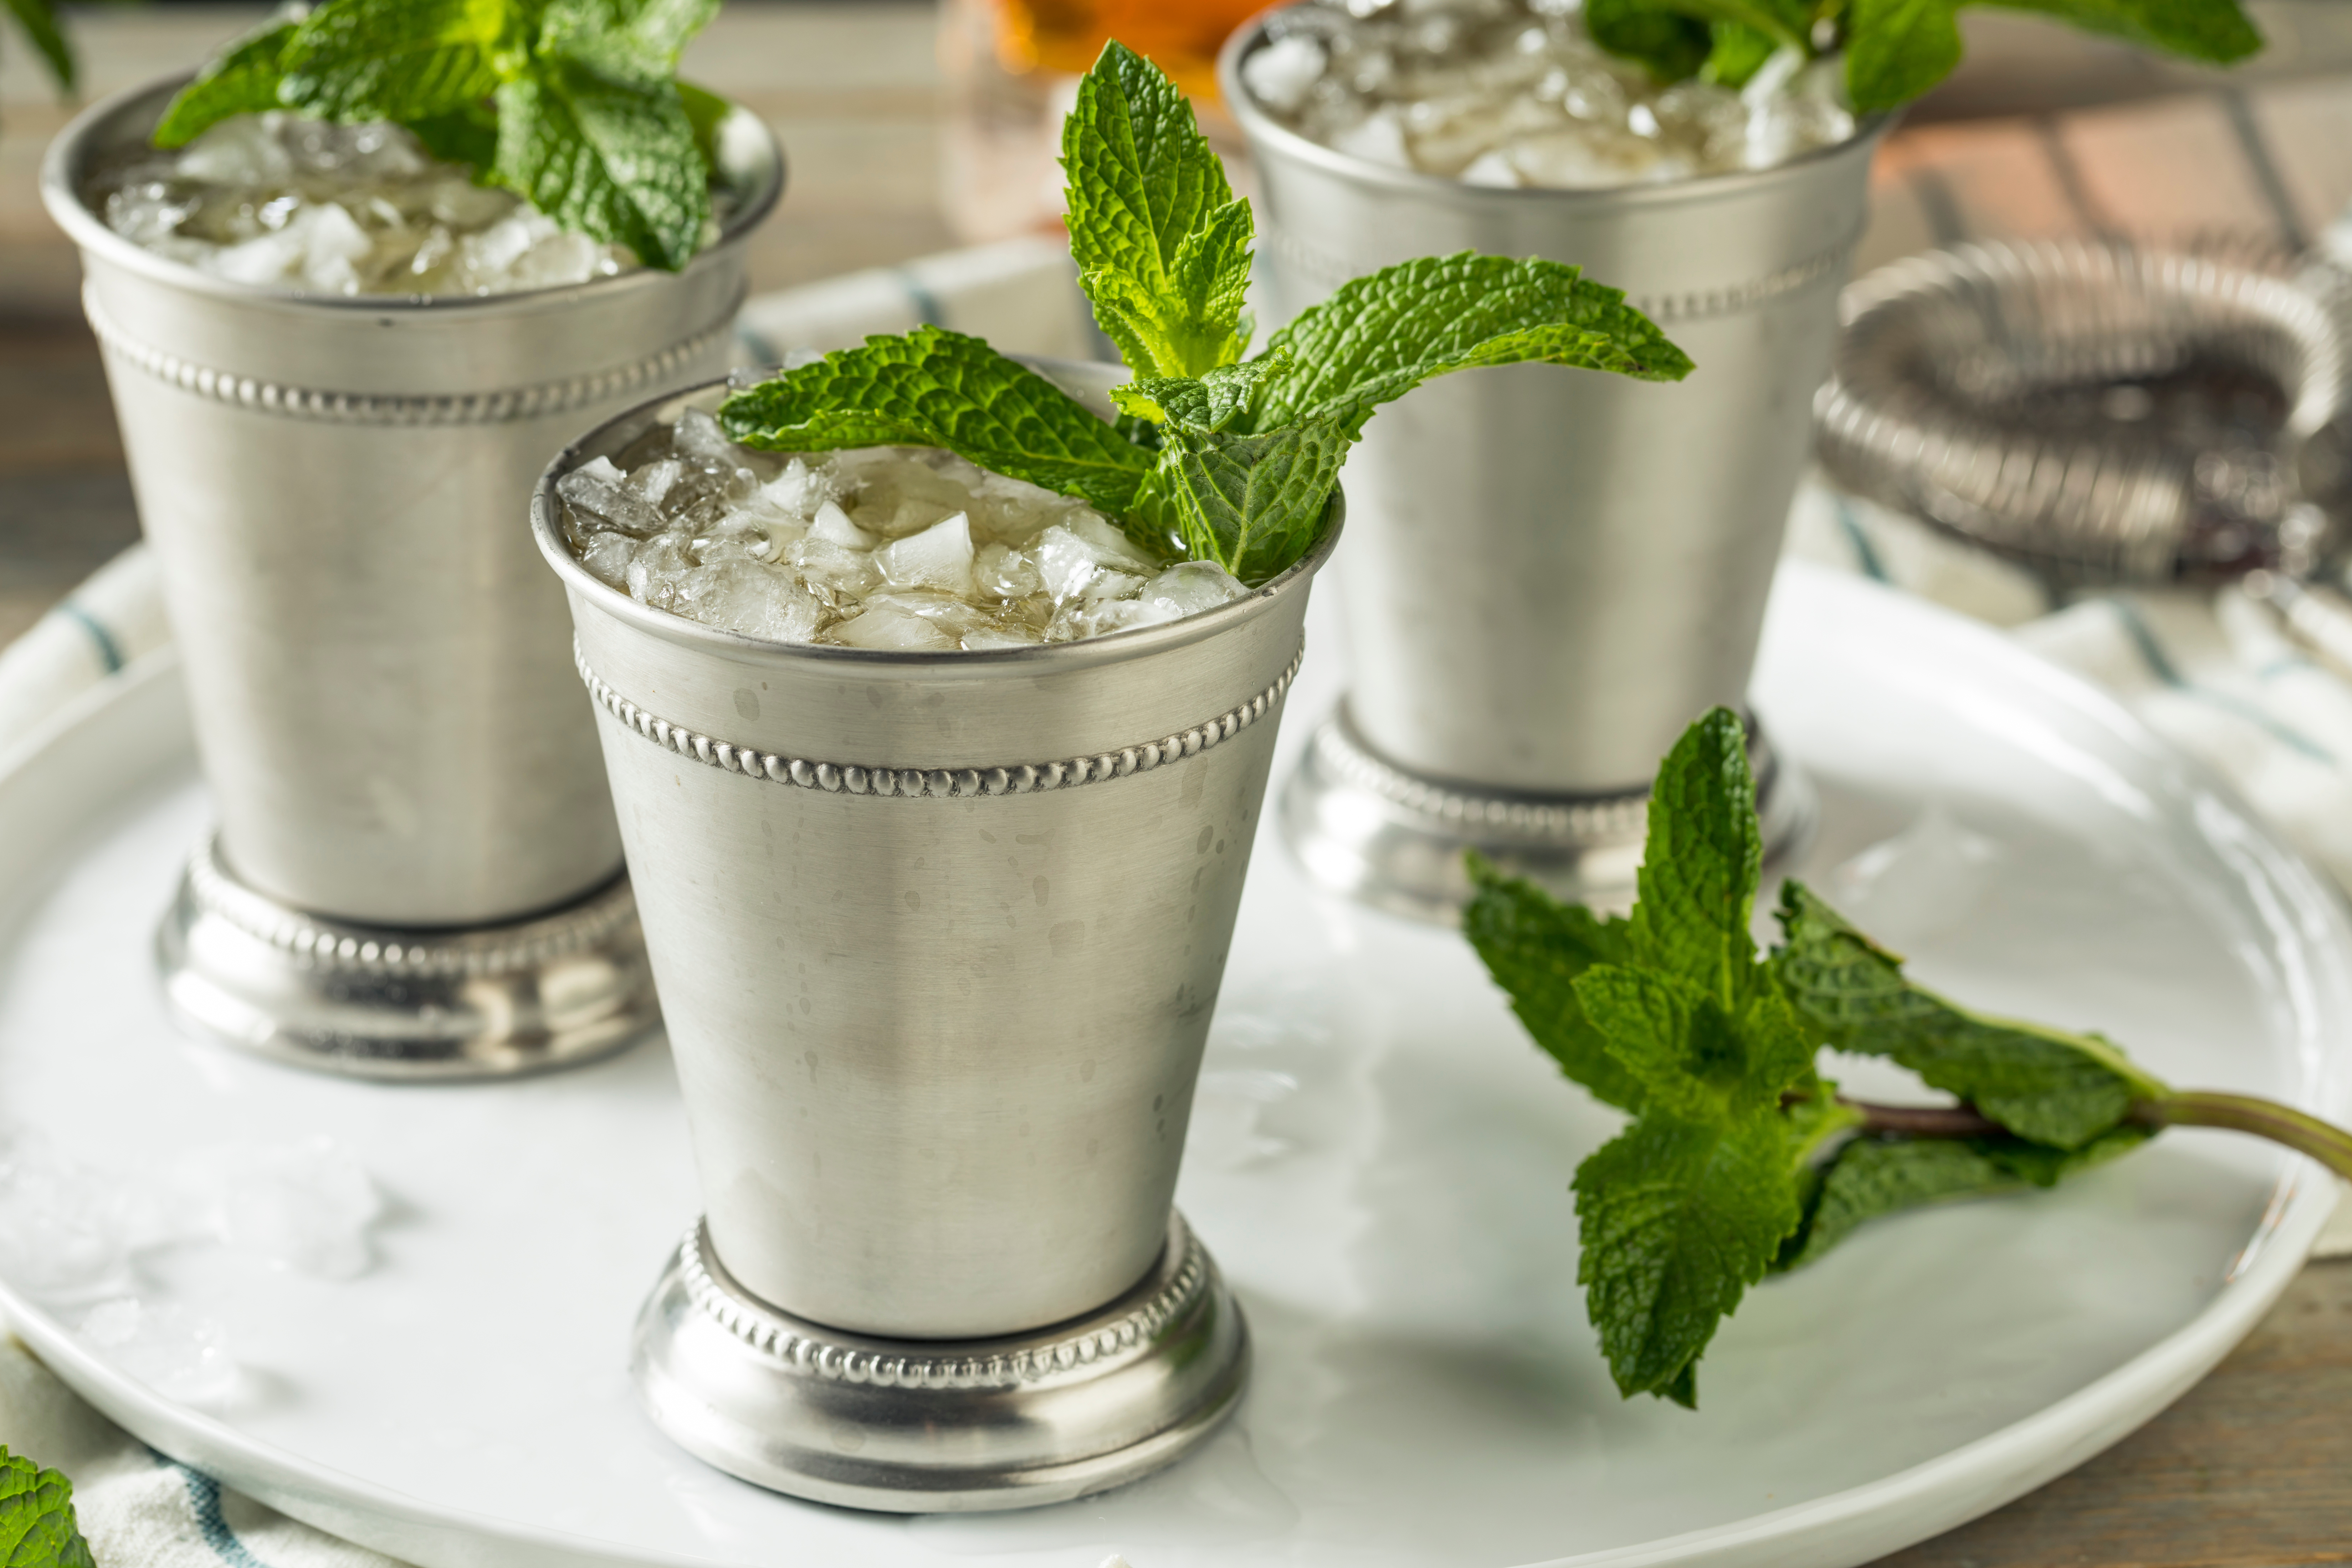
[1,563,2345,1568]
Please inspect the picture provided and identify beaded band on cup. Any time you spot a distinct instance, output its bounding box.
[82,288,741,427]
[678,1217,1212,1389]
[1308,707,1783,844]
[181,837,639,978]
[575,639,1303,797]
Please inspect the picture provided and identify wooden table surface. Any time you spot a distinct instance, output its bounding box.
[7,5,2352,1564]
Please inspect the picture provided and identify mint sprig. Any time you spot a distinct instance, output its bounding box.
[1585,0,2259,114]
[0,1447,97,1568]
[153,0,726,271]
[719,327,1156,518]
[719,41,1690,587]
[1467,706,2352,1406]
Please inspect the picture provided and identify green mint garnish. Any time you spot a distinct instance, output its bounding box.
[719,41,1691,588]
[153,0,725,271]
[717,327,1157,519]
[1062,39,1255,380]
[1467,705,2352,1407]
[0,1447,98,1568]
[6,0,75,98]
[1585,0,2259,114]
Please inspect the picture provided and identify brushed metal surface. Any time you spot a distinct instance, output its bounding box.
[1222,12,1880,803]
[1277,701,1813,923]
[41,77,783,928]
[155,836,660,1079]
[534,370,1338,1342]
[632,1212,1249,1511]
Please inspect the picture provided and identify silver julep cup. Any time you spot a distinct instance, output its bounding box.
[41,77,782,1077]
[532,369,1337,1510]
[1223,16,1883,922]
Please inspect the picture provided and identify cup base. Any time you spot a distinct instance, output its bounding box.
[632,1211,1249,1513]
[1280,701,1816,924]
[154,837,660,1080]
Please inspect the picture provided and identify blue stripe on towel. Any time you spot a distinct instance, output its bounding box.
[2102,596,2335,763]
[56,600,123,675]
[168,1460,273,1568]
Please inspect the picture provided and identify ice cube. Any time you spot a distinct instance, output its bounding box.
[1032,527,1106,604]
[174,1139,380,1280]
[1333,108,1413,169]
[80,1298,238,1408]
[762,458,838,519]
[683,561,824,643]
[0,1131,132,1302]
[975,541,1044,601]
[811,499,878,549]
[1141,560,1250,619]
[961,625,1045,650]
[560,455,666,537]
[1245,34,1329,113]
[1462,149,1520,185]
[831,601,960,651]
[579,531,634,586]
[672,407,739,461]
[176,115,295,188]
[877,512,978,596]
[624,457,685,509]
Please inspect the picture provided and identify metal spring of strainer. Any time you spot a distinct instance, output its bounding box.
[1813,238,2352,588]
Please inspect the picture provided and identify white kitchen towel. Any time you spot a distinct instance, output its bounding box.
[0,1334,408,1567]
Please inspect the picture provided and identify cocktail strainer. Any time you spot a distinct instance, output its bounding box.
[1814,239,2352,589]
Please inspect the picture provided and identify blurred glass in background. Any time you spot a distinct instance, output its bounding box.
[938,0,1261,243]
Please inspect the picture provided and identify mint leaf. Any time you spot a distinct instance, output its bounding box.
[678,78,731,169]
[1062,41,1254,378]
[1772,882,2169,1148]
[1787,1125,2149,1267]
[1139,414,1346,584]
[1843,0,1966,112]
[538,0,720,76]
[153,20,297,148]
[1573,1110,1804,1405]
[1584,0,1712,80]
[0,1448,96,1568]
[1463,854,1648,1113]
[5,0,73,96]
[1577,965,1815,1124]
[718,327,1155,518]
[1992,0,2261,61]
[278,0,508,123]
[408,101,501,170]
[1629,706,1768,1005]
[1255,254,1692,440]
[492,57,708,270]
[1110,353,1291,432]
[1702,20,1781,85]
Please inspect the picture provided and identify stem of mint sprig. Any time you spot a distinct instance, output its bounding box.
[715,41,1693,588]
[1582,0,2260,116]
[1466,707,2352,1409]
[153,0,731,271]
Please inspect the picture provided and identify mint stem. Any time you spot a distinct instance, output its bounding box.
[1836,1096,2005,1139]
[2131,1091,2352,1182]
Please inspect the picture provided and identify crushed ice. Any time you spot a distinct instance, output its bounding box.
[1245,0,1855,186]
[559,409,1252,649]
[87,112,660,296]
[0,1129,381,1404]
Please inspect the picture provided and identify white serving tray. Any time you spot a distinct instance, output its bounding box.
[1,563,2344,1568]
